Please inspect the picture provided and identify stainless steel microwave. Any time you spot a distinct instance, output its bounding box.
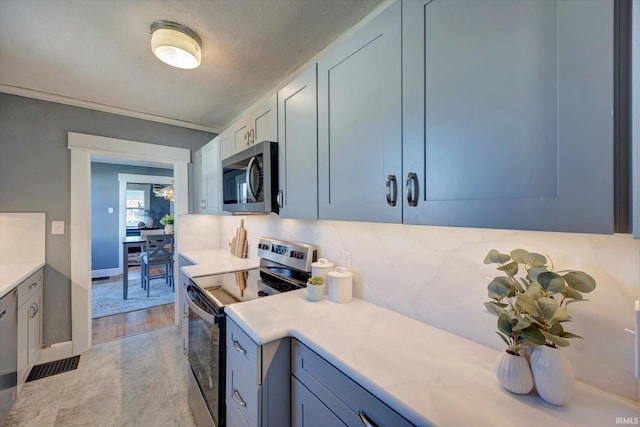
[222,141,279,214]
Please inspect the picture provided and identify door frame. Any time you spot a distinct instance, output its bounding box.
[68,132,190,355]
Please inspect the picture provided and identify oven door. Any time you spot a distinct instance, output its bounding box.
[186,284,225,427]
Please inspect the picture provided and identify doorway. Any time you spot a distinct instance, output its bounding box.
[68,132,190,356]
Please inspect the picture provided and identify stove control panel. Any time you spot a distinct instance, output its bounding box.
[257,237,318,272]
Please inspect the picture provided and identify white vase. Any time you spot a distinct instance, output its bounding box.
[494,351,534,394]
[530,345,574,406]
[164,224,174,234]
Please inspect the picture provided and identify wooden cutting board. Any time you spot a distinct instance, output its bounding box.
[229,219,247,258]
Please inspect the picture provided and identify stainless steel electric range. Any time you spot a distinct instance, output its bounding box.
[185,237,318,427]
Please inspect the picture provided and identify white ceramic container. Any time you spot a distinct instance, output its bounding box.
[328,267,353,303]
[530,345,574,406]
[311,258,335,295]
[494,351,534,395]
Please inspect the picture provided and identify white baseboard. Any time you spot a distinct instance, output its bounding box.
[92,268,120,278]
[37,340,74,364]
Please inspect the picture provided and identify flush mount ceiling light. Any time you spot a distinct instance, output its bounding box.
[150,20,202,69]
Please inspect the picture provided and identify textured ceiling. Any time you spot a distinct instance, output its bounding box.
[0,0,385,132]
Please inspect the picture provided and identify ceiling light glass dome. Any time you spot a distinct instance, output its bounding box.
[150,21,201,70]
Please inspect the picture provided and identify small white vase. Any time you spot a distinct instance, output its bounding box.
[530,345,574,406]
[164,224,174,234]
[494,351,534,395]
[307,284,324,301]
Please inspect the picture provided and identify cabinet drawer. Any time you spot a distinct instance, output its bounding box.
[227,319,261,385]
[228,366,261,427]
[292,376,346,427]
[17,268,43,307]
[292,339,415,427]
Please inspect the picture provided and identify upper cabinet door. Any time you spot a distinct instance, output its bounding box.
[277,65,318,219]
[318,1,402,223]
[403,0,614,233]
[232,117,251,154]
[251,93,278,144]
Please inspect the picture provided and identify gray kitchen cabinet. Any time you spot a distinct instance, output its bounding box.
[317,0,402,223]
[226,318,290,427]
[231,94,279,156]
[402,0,614,233]
[194,138,222,214]
[17,268,43,392]
[277,65,318,219]
[219,127,234,161]
[291,377,345,427]
[291,339,415,427]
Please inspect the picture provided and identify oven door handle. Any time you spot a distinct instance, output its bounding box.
[186,292,218,324]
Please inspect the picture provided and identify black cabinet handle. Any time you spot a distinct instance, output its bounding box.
[406,172,419,207]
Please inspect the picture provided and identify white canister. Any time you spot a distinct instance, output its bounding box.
[311,258,335,293]
[328,267,353,303]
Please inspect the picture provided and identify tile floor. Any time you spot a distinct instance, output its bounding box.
[4,326,196,427]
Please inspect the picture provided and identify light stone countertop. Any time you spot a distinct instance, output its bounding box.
[0,262,45,299]
[227,289,640,427]
[179,249,259,278]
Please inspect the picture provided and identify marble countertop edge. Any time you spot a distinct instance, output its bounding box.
[0,262,45,299]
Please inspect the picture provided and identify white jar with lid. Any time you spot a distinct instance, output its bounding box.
[311,258,335,293]
[328,267,353,303]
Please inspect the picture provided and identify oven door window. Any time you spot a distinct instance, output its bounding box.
[187,289,223,426]
[223,154,264,204]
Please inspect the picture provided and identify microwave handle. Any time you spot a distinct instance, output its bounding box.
[246,156,258,201]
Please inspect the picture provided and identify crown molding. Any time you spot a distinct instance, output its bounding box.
[0,84,219,134]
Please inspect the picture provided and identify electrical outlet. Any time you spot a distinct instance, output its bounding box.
[483,276,494,313]
[342,250,352,271]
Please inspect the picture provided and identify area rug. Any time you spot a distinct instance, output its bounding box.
[92,278,174,318]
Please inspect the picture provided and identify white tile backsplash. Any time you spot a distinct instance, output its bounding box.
[0,213,46,266]
[182,213,640,401]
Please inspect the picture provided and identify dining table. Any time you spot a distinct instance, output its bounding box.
[122,234,175,299]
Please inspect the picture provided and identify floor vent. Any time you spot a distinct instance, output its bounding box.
[26,355,80,382]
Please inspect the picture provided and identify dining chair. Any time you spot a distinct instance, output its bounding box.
[141,234,175,297]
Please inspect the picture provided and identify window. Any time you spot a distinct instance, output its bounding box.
[126,188,148,227]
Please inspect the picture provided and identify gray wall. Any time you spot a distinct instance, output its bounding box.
[0,93,214,345]
[91,163,173,271]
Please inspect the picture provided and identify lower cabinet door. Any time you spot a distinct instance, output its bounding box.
[227,367,261,427]
[292,377,346,427]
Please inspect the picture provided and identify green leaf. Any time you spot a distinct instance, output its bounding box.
[541,330,571,347]
[566,298,589,306]
[528,267,548,284]
[510,249,530,264]
[549,322,564,336]
[560,331,583,340]
[524,283,543,300]
[512,317,532,331]
[550,306,571,325]
[522,252,547,267]
[515,293,538,316]
[520,325,546,345]
[487,277,512,300]
[484,249,511,265]
[497,261,518,277]
[484,302,504,316]
[497,313,514,335]
[496,331,510,346]
[561,286,584,300]
[537,297,559,321]
[563,271,596,293]
[537,271,566,294]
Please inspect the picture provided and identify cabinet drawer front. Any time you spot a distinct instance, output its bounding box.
[292,376,346,427]
[227,319,261,384]
[228,366,261,427]
[292,340,415,427]
[226,386,251,427]
[17,268,43,307]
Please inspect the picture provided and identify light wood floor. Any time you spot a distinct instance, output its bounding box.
[92,303,175,344]
[92,266,175,345]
